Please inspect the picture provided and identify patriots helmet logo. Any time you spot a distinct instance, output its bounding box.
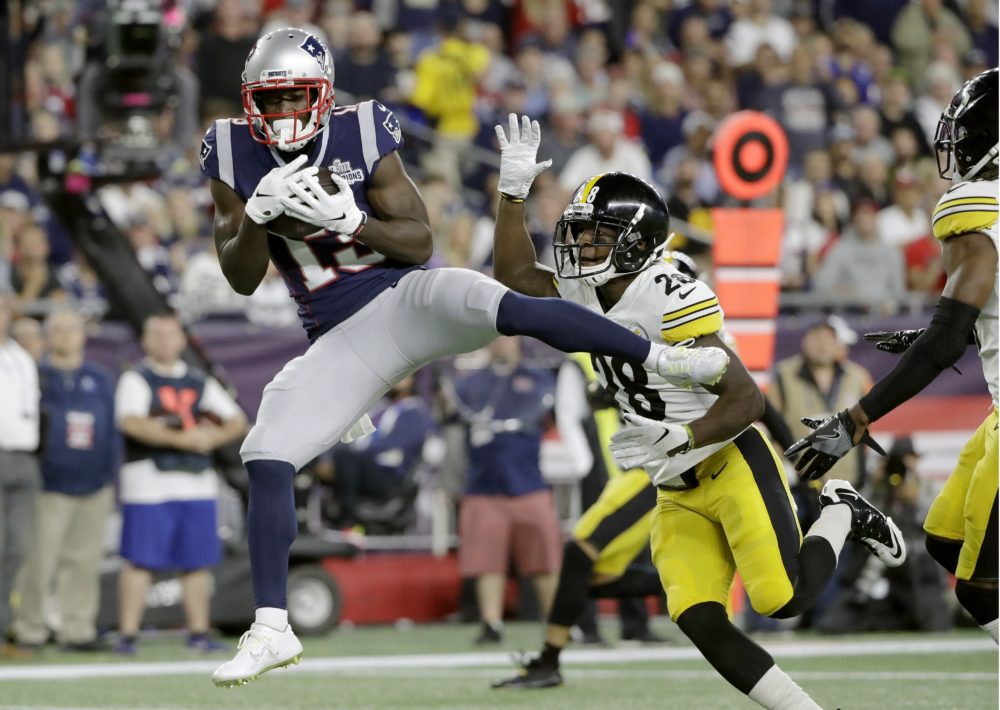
[300,35,327,61]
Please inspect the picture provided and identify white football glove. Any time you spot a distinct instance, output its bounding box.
[281,171,367,241]
[609,413,693,470]
[494,113,552,199]
[244,154,311,225]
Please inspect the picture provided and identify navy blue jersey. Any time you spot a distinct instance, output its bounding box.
[454,365,556,497]
[200,100,421,341]
[38,361,119,495]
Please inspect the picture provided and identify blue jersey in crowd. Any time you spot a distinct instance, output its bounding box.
[38,361,119,495]
[199,100,421,342]
[455,365,556,497]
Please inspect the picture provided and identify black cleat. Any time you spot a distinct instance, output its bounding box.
[819,479,906,567]
[492,655,564,689]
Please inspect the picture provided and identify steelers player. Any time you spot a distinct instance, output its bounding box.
[787,67,999,644]
[492,252,700,690]
[491,114,905,709]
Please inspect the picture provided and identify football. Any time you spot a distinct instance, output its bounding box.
[266,166,340,241]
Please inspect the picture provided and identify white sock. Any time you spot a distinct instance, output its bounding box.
[804,504,852,562]
[748,665,823,709]
[981,618,998,643]
[255,607,288,631]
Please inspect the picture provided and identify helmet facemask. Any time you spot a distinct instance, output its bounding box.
[934,71,1000,181]
[242,80,334,152]
[554,203,663,287]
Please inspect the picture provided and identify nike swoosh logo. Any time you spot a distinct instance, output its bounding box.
[710,462,727,479]
[329,212,346,221]
[817,431,846,442]
[678,288,696,299]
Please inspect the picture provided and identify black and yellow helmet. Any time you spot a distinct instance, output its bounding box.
[935,67,998,180]
[554,172,671,286]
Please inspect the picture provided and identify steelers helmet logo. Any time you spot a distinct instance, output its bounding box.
[713,111,788,201]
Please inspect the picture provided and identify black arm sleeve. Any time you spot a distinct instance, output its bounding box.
[760,397,795,452]
[859,297,980,422]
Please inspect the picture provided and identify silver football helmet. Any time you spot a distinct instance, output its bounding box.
[241,27,335,151]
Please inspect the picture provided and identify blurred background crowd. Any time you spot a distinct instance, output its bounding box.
[0,0,994,651]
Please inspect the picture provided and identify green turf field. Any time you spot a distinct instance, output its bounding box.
[0,621,996,709]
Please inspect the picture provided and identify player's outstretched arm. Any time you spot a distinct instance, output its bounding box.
[358,152,433,264]
[786,230,996,480]
[211,179,271,296]
[493,113,558,298]
[851,230,996,427]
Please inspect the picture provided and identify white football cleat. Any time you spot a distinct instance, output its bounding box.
[819,479,907,567]
[212,623,303,688]
[653,341,729,387]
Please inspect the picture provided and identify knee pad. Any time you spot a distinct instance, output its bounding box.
[955,579,999,626]
[547,541,596,628]
[925,534,962,575]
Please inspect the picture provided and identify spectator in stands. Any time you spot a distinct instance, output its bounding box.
[877,169,930,248]
[11,317,44,362]
[0,294,40,656]
[878,75,932,157]
[964,0,998,67]
[538,94,584,177]
[194,0,260,118]
[560,109,651,192]
[777,46,841,171]
[814,200,906,312]
[410,13,491,185]
[769,318,873,490]
[261,0,328,48]
[656,110,719,205]
[320,375,435,529]
[638,61,688,168]
[114,314,246,654]
[333,11,398,102]
[850,105,895,167]
[12,308,117,652]
[12,223,66,308]
[891,0,971,83]
[914,60,961,145]
[668,0,732,47]
[453,336,561,645]
[725,0,796,67]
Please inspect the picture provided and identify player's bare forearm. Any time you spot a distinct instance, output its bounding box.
[362,152,433,264]
[493,197,559,297]
[211,179,270,295]
[356,214,432,264]
[687,334,765,447]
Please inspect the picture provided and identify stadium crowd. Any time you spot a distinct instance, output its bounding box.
[0,0,992,652]
[2,0,996,320]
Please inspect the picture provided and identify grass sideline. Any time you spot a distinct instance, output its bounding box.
[0,622,995,709]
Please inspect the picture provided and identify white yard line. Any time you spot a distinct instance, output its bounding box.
[0,637,993,683]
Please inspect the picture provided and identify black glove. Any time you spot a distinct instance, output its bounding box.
[784,409,885,481]
[864,328,963,373]
[862,329,924,354]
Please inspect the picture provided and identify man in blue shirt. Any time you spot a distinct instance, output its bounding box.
[13,308,117,651]
[453,337,562,644]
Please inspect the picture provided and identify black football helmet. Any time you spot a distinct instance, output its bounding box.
[935,67,998,180]
[554,172,671,286]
